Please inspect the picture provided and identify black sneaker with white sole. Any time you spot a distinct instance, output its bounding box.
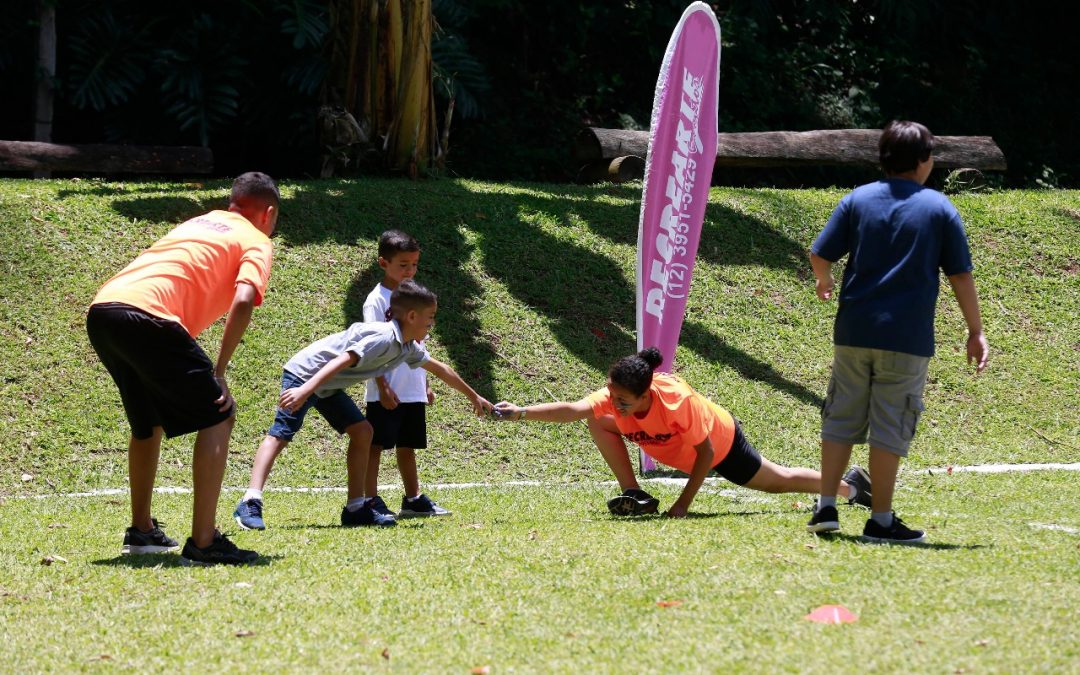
[121,518,180,555]
[861,513,927,544]
[399,494,451,518]
[606,488,660,516]
[179,530,259,566]
[844,465,873,509]
[806,504,840,533]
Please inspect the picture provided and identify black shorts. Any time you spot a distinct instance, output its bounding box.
[86,303,232,440]
[712,422,763,485]
[366,401,427,449]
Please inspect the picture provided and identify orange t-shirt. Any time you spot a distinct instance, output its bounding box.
[92,210,273,337]
[586,373,736,474]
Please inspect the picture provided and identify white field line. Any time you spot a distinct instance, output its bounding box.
[6,462,1079,502]
[1028,523,1079,535]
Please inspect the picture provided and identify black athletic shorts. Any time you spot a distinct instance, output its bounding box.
[86,303,232,439]
[711,421,763,485]
[366,401,427,449]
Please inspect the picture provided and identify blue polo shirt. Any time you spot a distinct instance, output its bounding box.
[811,178,973,357]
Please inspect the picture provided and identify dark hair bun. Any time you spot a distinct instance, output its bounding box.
[638,347,663,370]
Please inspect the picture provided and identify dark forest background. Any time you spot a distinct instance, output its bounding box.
[2,1,1076,187]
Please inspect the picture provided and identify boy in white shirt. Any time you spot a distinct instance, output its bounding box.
[362,230,449,522]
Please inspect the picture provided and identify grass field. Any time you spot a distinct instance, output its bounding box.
[0,178,1078,671]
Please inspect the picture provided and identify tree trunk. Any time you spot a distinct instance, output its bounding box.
[323,0,438,177]
[575,127,1007,170]
[0,141,213,174]
[33,1,57,178]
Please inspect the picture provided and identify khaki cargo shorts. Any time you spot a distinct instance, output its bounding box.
[821,346,930,457]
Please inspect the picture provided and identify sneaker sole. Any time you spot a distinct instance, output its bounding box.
[341,519,398,528]
[234,515,266,531]
[606,495,659,516]
[121,544,179,555]
[806,521,841,533]
[859,533,928,545]
[398,510,451,519]
[178,555,259,567]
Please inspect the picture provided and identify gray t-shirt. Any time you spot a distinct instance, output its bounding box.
[283,320,430,398]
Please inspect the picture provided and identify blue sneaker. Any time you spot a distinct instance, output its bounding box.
[233,498,265,531]
[341,500,397,528]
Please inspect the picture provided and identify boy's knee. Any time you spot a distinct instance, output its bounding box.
[346,420,373,441]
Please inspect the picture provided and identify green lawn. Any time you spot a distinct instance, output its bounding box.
[1,472,1077,672]
[0,178,1077,670]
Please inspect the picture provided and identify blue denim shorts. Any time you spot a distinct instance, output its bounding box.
[267,370,366,441]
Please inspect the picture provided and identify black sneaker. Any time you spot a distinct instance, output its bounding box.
[806,504,840,533]
[861,513,927,544]
[179,530,259,566]
[122,518,180,555]
[399,494,451,518]
[606,488,660,516]
[844,465,873,509]
[340,501,397,527]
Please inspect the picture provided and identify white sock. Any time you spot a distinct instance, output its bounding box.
[242,488,263,503]
[871,511,893,527]
[406,494,420,502]
[346,497,366,512]
[817,496,837,511]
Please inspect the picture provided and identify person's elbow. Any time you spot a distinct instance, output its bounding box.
[232,282,258,309]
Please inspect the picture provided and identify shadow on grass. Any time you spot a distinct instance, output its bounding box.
[86,179,825,408]
[91,554,286,568]
[605,510,769,522]
[811,532,991,551]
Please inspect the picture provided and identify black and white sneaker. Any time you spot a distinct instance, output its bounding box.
[806,504,840,533]
[606,488,660,516]
[341,501,397,527]
[179,530,259,566]
[861,513,927,544]
[844,465,873,509]
[121,518,180,555]
[399,494,451,518]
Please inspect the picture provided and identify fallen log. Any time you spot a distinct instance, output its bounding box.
[575,127,1006,170]
[0,140,213,174]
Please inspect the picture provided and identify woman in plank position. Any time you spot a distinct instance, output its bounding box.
[493,347,870,518]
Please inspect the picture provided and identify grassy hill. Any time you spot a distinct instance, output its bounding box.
[1,178,1078,672]
[0,178,1077,496]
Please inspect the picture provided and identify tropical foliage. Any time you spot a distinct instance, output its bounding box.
[0,1,1075,185]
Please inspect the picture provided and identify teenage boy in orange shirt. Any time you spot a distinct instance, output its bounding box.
[86,172,279,566]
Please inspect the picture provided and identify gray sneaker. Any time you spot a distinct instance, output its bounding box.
[121,518,179,555]
[844,465,872,509]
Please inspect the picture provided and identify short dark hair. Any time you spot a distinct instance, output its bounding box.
[879,121,935,174]
[230,172,280,208]
[378,229,420,260]
[390,279,437,317]
[608,347,663,397]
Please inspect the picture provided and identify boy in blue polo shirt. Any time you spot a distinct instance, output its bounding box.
[234,280,492,528]
[806,120,989,544]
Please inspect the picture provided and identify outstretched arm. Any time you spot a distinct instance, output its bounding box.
[212,282,258,412]
[666,438,714,518]
[947,271,989,374]
[493,399,592,423]
[421,358,492,415]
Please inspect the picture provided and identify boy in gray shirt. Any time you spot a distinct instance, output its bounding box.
[235,280,492,528]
